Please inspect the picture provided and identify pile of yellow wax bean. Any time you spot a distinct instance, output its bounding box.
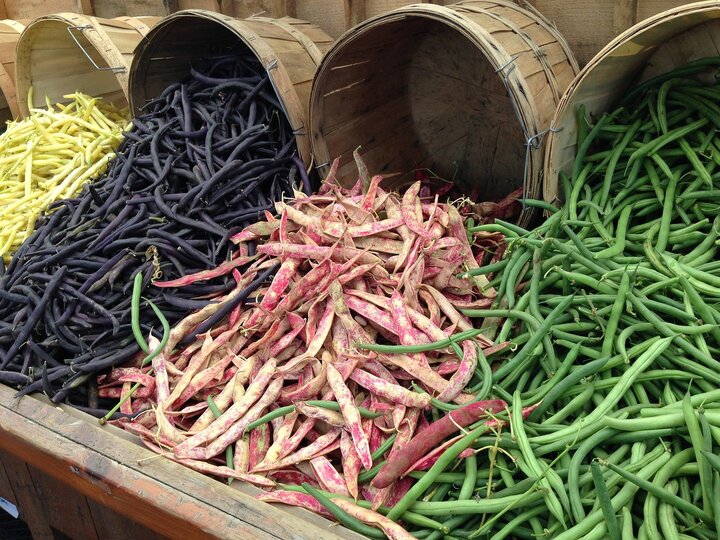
[0,91,129,262]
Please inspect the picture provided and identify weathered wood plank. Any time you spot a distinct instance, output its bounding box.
[25,464,100,540]
[92,0,172,17]
[0,452,54,540]
[91,0,126,17]
[0,451,17,506]
[0,385,363,540]
[613,0,639,35]
[233,0,288,17]
[80,0,95,14]
[3,0,84,19]
[87,498,169,540]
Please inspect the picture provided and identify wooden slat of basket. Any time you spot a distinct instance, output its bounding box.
[459,4,563,102]
[330,95,413,165]
[640,18,720,81]
[253,17,324,64]
[113,15,160,34]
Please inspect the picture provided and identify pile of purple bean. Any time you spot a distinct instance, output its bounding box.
[0,51,308,406]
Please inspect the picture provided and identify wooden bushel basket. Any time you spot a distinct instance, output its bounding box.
[128,9,333,165]
[0,19,25,124]
[14,13,160,116]
[544,1,720,203]
[309,0,578,225]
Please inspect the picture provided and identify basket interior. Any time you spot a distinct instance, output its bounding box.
[23,20,126,110]
[312,15,525,200]
[129,17,248,113]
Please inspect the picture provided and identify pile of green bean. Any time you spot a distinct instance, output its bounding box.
[261,59,720,539]
[442,57,720,539]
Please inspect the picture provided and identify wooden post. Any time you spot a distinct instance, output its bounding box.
[285,0,297,17]
[344,0,366,29]
[79,0,94,14]
[220,0,235,16]
[613,0,639,34]
[163,0,180,14]
[232,0,290,18]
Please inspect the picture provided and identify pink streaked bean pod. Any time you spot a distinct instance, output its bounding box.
[325,362,372,469]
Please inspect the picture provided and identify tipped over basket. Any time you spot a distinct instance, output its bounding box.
[15,14,160,116]
[128,10,333,165]
[544,1,720,202]
[309,0,578,224]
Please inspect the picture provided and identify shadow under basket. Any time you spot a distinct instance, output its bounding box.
[309,0,578,224]
[0,508,32,540]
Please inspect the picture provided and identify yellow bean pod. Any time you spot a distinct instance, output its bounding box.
[0,91,129,262]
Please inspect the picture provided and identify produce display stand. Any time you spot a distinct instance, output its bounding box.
[0,384,364,539]
[2,1,719,538]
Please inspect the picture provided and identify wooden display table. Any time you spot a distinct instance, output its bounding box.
[0,384,363,539]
